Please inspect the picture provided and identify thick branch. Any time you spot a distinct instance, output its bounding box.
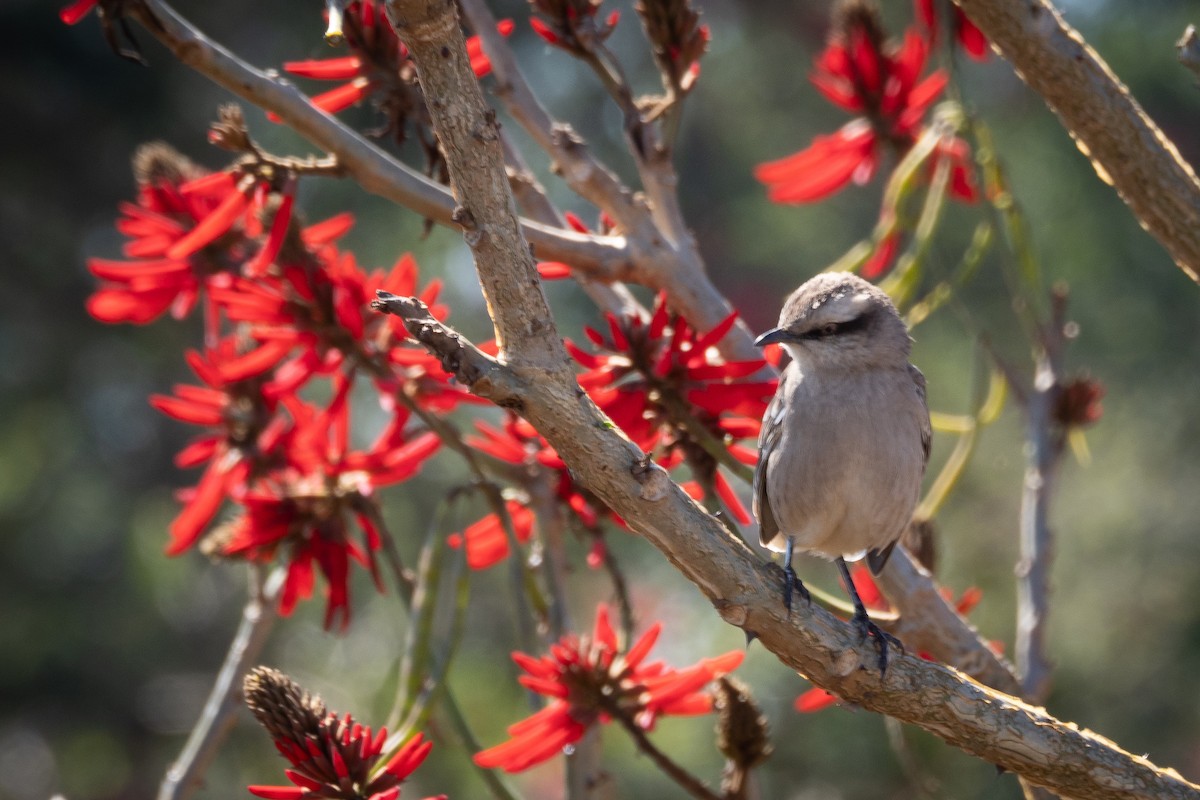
[954,0,1200,282]
[876,549,1022,697]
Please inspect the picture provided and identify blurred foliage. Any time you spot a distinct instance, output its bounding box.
[3,0,1200,798]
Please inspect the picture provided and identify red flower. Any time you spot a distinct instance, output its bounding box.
[915,0,989,61]
[198,390,440,628]
[756,4,975,205]
[447,498,536,570]
[450,416,616,569]
[281,2,511,117]
[87,152,302,334]
[475,604,744,772]
[152,340,287,555]
[570,292,773,524]
[244,667,442,800]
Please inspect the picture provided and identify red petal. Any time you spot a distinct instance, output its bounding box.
[283,56,363,79]
[302,212,356,246]
[795,687,840,712]
[958,14,989,60]
[756,125,876,204]
[245,190,295,277]
[88,258,189,282]
[529,17,559,45]
[248,786,306,799]
[59,0,98,25]
[593,604,617,651]
[713,470,751,525]
[219,339,293,382]
[166,184,251,260]
[309,78,373,114]
[165,460,230,555]
[150,394,225,426]
[537,262,572,280]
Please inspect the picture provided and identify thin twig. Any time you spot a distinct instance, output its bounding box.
[157,566,283,800]
[1015,289,1070,702]
[613,713,723,800]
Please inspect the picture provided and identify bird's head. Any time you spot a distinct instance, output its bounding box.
[754,272,911,370]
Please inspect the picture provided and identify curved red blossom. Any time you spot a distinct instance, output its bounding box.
[281,6,513,119]
[475,604,743,773]
[179,391,440,628]
[447,499,536,570]
[452,416,615,568]
[569,293,772,523]
[757,8,975,206]
[87,165,292,332]
[795,687,840,713]
[572,291,772,453]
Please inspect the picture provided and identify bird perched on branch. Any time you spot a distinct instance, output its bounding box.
[753,272,931,671]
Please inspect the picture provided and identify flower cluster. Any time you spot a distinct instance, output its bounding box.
[281,2,510,123]
[474,604,744,772]
[527,0,621,53]
[449,415,613,570]
[244,666,441,800]
[755,0,978,207]
[569,292,775,523]
[88,142,465,628]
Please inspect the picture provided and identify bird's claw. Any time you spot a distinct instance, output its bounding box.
[782,564,811,614]
[851,612,904,675]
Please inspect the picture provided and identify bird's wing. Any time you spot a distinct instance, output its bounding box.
[753,385,785,547]
[866,364,932,575]
[909,363,932,470]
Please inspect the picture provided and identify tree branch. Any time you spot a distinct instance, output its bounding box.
[127,0,629,277]
[953,0,1200,282]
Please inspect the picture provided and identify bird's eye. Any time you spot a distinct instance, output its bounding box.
[820,323,839,336]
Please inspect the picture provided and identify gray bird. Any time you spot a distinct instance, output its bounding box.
[753,272,931,671]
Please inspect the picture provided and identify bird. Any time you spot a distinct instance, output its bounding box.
[752,272,931,672]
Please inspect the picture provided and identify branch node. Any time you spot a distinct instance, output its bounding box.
[631,454,671,501]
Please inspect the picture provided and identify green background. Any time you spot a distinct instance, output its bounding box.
[3,0,1199,798]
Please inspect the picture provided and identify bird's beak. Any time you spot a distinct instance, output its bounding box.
[754,327,791,347]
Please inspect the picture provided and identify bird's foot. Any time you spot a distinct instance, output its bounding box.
[851,610,904,675]
[782,564,811,614]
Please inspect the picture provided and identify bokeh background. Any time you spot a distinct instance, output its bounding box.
[4,0,1200,798]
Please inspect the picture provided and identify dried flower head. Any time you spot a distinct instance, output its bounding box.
[244,666,438,800]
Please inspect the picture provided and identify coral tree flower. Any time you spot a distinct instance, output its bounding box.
[281,1,510,122]
[755,0,974,204]
[216,388,441,629]
[475,604,744,772]
[244,666,442,800]
[85,144,313,336]
[449,415,613,570]
[569,292,774,523]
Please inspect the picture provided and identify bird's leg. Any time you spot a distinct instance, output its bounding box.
[782,537,810,612]
[836,557,903,674]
